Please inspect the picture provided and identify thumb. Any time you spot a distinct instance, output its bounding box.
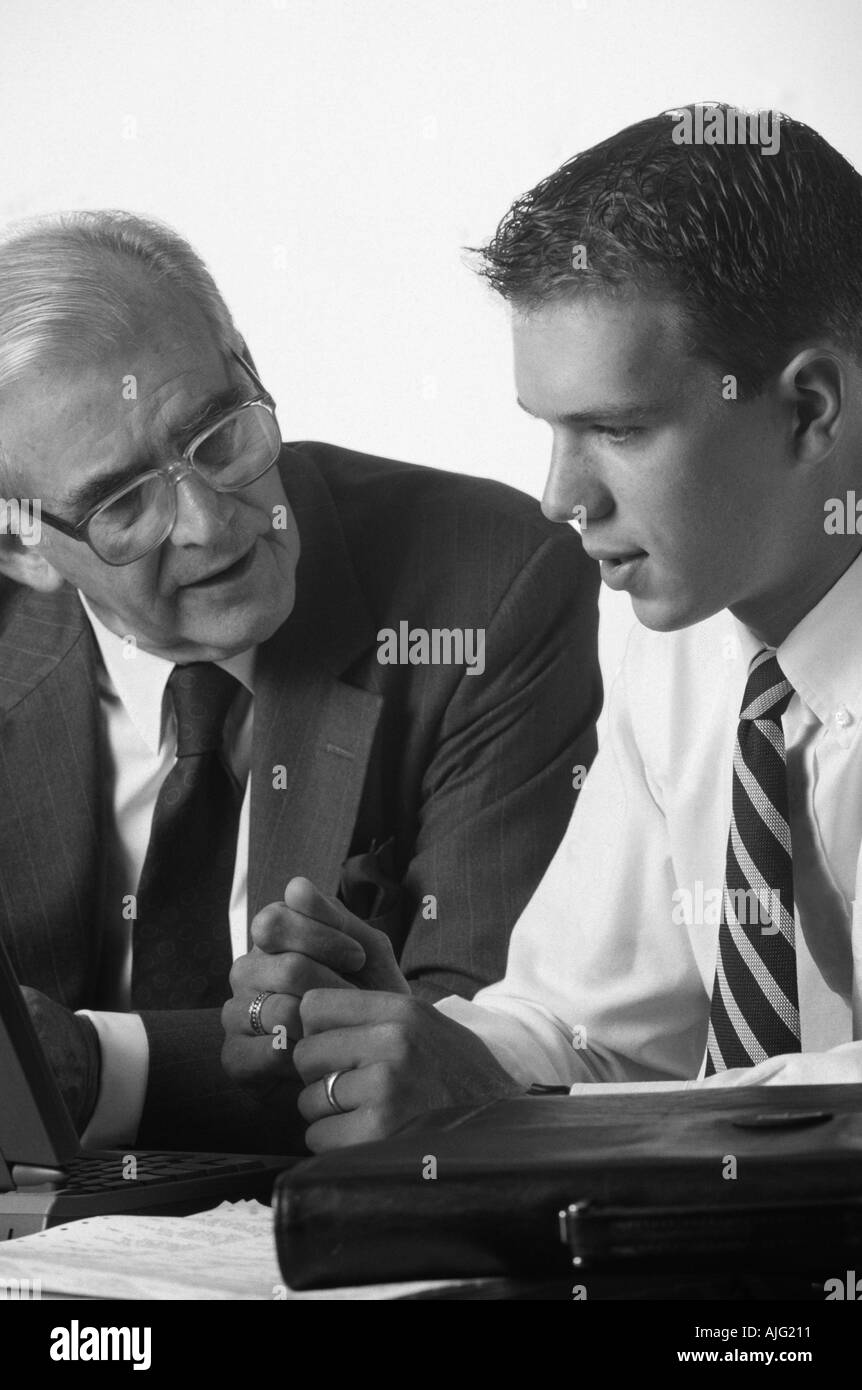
[283,877,409,992]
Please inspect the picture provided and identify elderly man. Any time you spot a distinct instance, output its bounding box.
[0,211,600,1152]
[223,104,862,1150]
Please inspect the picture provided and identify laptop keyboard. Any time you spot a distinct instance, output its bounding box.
[61,1151,268,1194]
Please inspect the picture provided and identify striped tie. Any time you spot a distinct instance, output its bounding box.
[705,649,801,1074]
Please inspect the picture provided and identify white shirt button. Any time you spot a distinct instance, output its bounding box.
[835,706,852,728]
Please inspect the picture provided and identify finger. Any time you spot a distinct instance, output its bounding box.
[221,992,302,1040]
[221,1033,298,1086]
[283,877,363,933]
[299,1064,398,1150]
[297,1064,364,1123]
[300,988,417,1037]
[294,1022,404,1084]
[283,877,394,959]
[304,1105,395,1154]
[230,947,357,999]
[251,900,366,973]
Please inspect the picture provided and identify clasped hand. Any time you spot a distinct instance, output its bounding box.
[221,877,521,1150]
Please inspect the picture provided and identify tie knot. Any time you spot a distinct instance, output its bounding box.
[168,663,240,757]
[740,650,793,723]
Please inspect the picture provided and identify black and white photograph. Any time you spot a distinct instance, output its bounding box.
[0,0,861,1356]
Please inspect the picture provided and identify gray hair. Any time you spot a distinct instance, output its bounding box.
[0,209,238,392]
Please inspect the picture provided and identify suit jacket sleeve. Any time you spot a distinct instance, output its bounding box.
[136,1007,306,1152]
[398,526,601,1002]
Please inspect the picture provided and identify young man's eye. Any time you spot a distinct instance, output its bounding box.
[594,425,636,444]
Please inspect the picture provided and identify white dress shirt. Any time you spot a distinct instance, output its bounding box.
[437,550,862,1092]
[77,595,255,1146]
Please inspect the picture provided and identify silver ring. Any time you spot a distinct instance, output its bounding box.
[248,991,272,1036]
[324,1069,348,1114]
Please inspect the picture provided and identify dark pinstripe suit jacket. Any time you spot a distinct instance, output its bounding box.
[0,443,601,1152]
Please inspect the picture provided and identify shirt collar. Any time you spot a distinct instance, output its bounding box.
[78,592,255,755]
[731,548,862,747]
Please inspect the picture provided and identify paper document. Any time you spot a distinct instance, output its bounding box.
[0,1199,468,1300]
[567,1080,699,1095]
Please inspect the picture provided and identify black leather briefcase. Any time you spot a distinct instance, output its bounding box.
[273,1084,862,1289]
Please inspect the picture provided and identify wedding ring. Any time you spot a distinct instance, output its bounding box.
[248,991,272,1036]
[324,1069,348,1114]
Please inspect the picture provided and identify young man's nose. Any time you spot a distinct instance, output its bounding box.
[540,445,610,526]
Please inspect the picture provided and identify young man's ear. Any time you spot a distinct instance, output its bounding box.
[0,533,65,592]
[778,347,845,465]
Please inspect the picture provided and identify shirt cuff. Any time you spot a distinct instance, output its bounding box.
[434,993,589,1087]
[76,1010,149,1149]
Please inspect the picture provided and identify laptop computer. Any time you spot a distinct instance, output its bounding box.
[0,932,297,1239]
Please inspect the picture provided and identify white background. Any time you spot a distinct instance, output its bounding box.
[1,0,860,703]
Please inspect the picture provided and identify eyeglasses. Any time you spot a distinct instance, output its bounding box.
[38,350,282,566]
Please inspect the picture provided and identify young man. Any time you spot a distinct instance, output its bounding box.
[224,104,862,1150]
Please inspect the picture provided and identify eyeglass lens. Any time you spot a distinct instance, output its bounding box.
[88,405,280,563]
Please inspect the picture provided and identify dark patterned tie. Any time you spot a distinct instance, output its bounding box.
[705,649,801,1073]
[131,663,242,1010]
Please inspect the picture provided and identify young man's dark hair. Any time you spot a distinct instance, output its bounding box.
[475,104,862,397]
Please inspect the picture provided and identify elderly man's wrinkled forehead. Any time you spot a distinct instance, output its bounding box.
[58,277,225,383]
[0,285,234,488]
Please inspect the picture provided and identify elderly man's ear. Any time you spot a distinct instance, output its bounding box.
[0,532,65,592]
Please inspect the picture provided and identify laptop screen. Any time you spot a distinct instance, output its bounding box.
[0,930,79,1177]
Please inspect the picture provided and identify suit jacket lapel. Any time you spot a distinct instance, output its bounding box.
[247,449,382,926]
[0,446,383,961]
[0,585,104,1005]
